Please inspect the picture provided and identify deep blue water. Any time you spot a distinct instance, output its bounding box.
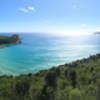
[0,33,100,76]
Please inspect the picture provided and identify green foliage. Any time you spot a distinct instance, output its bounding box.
[15,80,30,96]
[0,54,100,99]
[0,34,21,45]
[45,71,57,88]
[69,89,82,100]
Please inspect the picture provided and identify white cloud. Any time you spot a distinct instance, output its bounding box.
[28,6,35,11]
[19,8,28,13]
[19,6,35,13]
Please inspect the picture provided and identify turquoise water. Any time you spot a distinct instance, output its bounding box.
[0,33,100,76]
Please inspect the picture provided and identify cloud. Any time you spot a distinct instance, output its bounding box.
[28,6,35,11]
[19,6,35,13]
[19,8,28,13]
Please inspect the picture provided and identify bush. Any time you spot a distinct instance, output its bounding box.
[45,71,57,88]
[15,80,30,96]
[69,89,82,100]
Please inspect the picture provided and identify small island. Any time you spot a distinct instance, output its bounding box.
[0,34,21,48]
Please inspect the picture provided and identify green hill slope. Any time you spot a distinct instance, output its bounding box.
[0,54,100,100]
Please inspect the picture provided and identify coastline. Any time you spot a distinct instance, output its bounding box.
[0,53,100,99]
[1,53,100,77]
[0,44,8,48]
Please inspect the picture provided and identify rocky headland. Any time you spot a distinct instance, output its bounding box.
[0,34,22,48]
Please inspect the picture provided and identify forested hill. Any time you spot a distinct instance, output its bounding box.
[0,34,21,45]
[0,54,100,100]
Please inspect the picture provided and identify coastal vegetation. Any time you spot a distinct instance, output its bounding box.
[0,34,21,48]
[0,54,100,100]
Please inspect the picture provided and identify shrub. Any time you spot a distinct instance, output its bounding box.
[15,81,30,96]
[69,89,82,100]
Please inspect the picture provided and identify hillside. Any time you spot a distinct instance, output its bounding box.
[0,34,21,48]
[0,54,100,100]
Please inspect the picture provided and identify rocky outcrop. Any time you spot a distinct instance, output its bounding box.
[10,34,22,44]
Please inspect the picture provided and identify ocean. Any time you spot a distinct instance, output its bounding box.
[0,33,100,76]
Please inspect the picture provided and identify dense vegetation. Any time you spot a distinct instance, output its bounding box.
[0,34,21,45]
[0,54,100,100]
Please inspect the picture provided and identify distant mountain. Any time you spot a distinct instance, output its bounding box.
[94,32,100,35]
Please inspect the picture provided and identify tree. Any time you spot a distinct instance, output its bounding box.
[69,70,77,88]
[15,80,30,100]
[45,71,57,88]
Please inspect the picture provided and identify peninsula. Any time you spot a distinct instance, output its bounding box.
[0,34,21,48]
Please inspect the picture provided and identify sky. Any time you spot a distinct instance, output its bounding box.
[0,0,100,35]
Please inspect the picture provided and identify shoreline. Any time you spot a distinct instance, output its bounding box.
[1,53,100,77]
[0,44,8,48]
[0,53,99,99]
